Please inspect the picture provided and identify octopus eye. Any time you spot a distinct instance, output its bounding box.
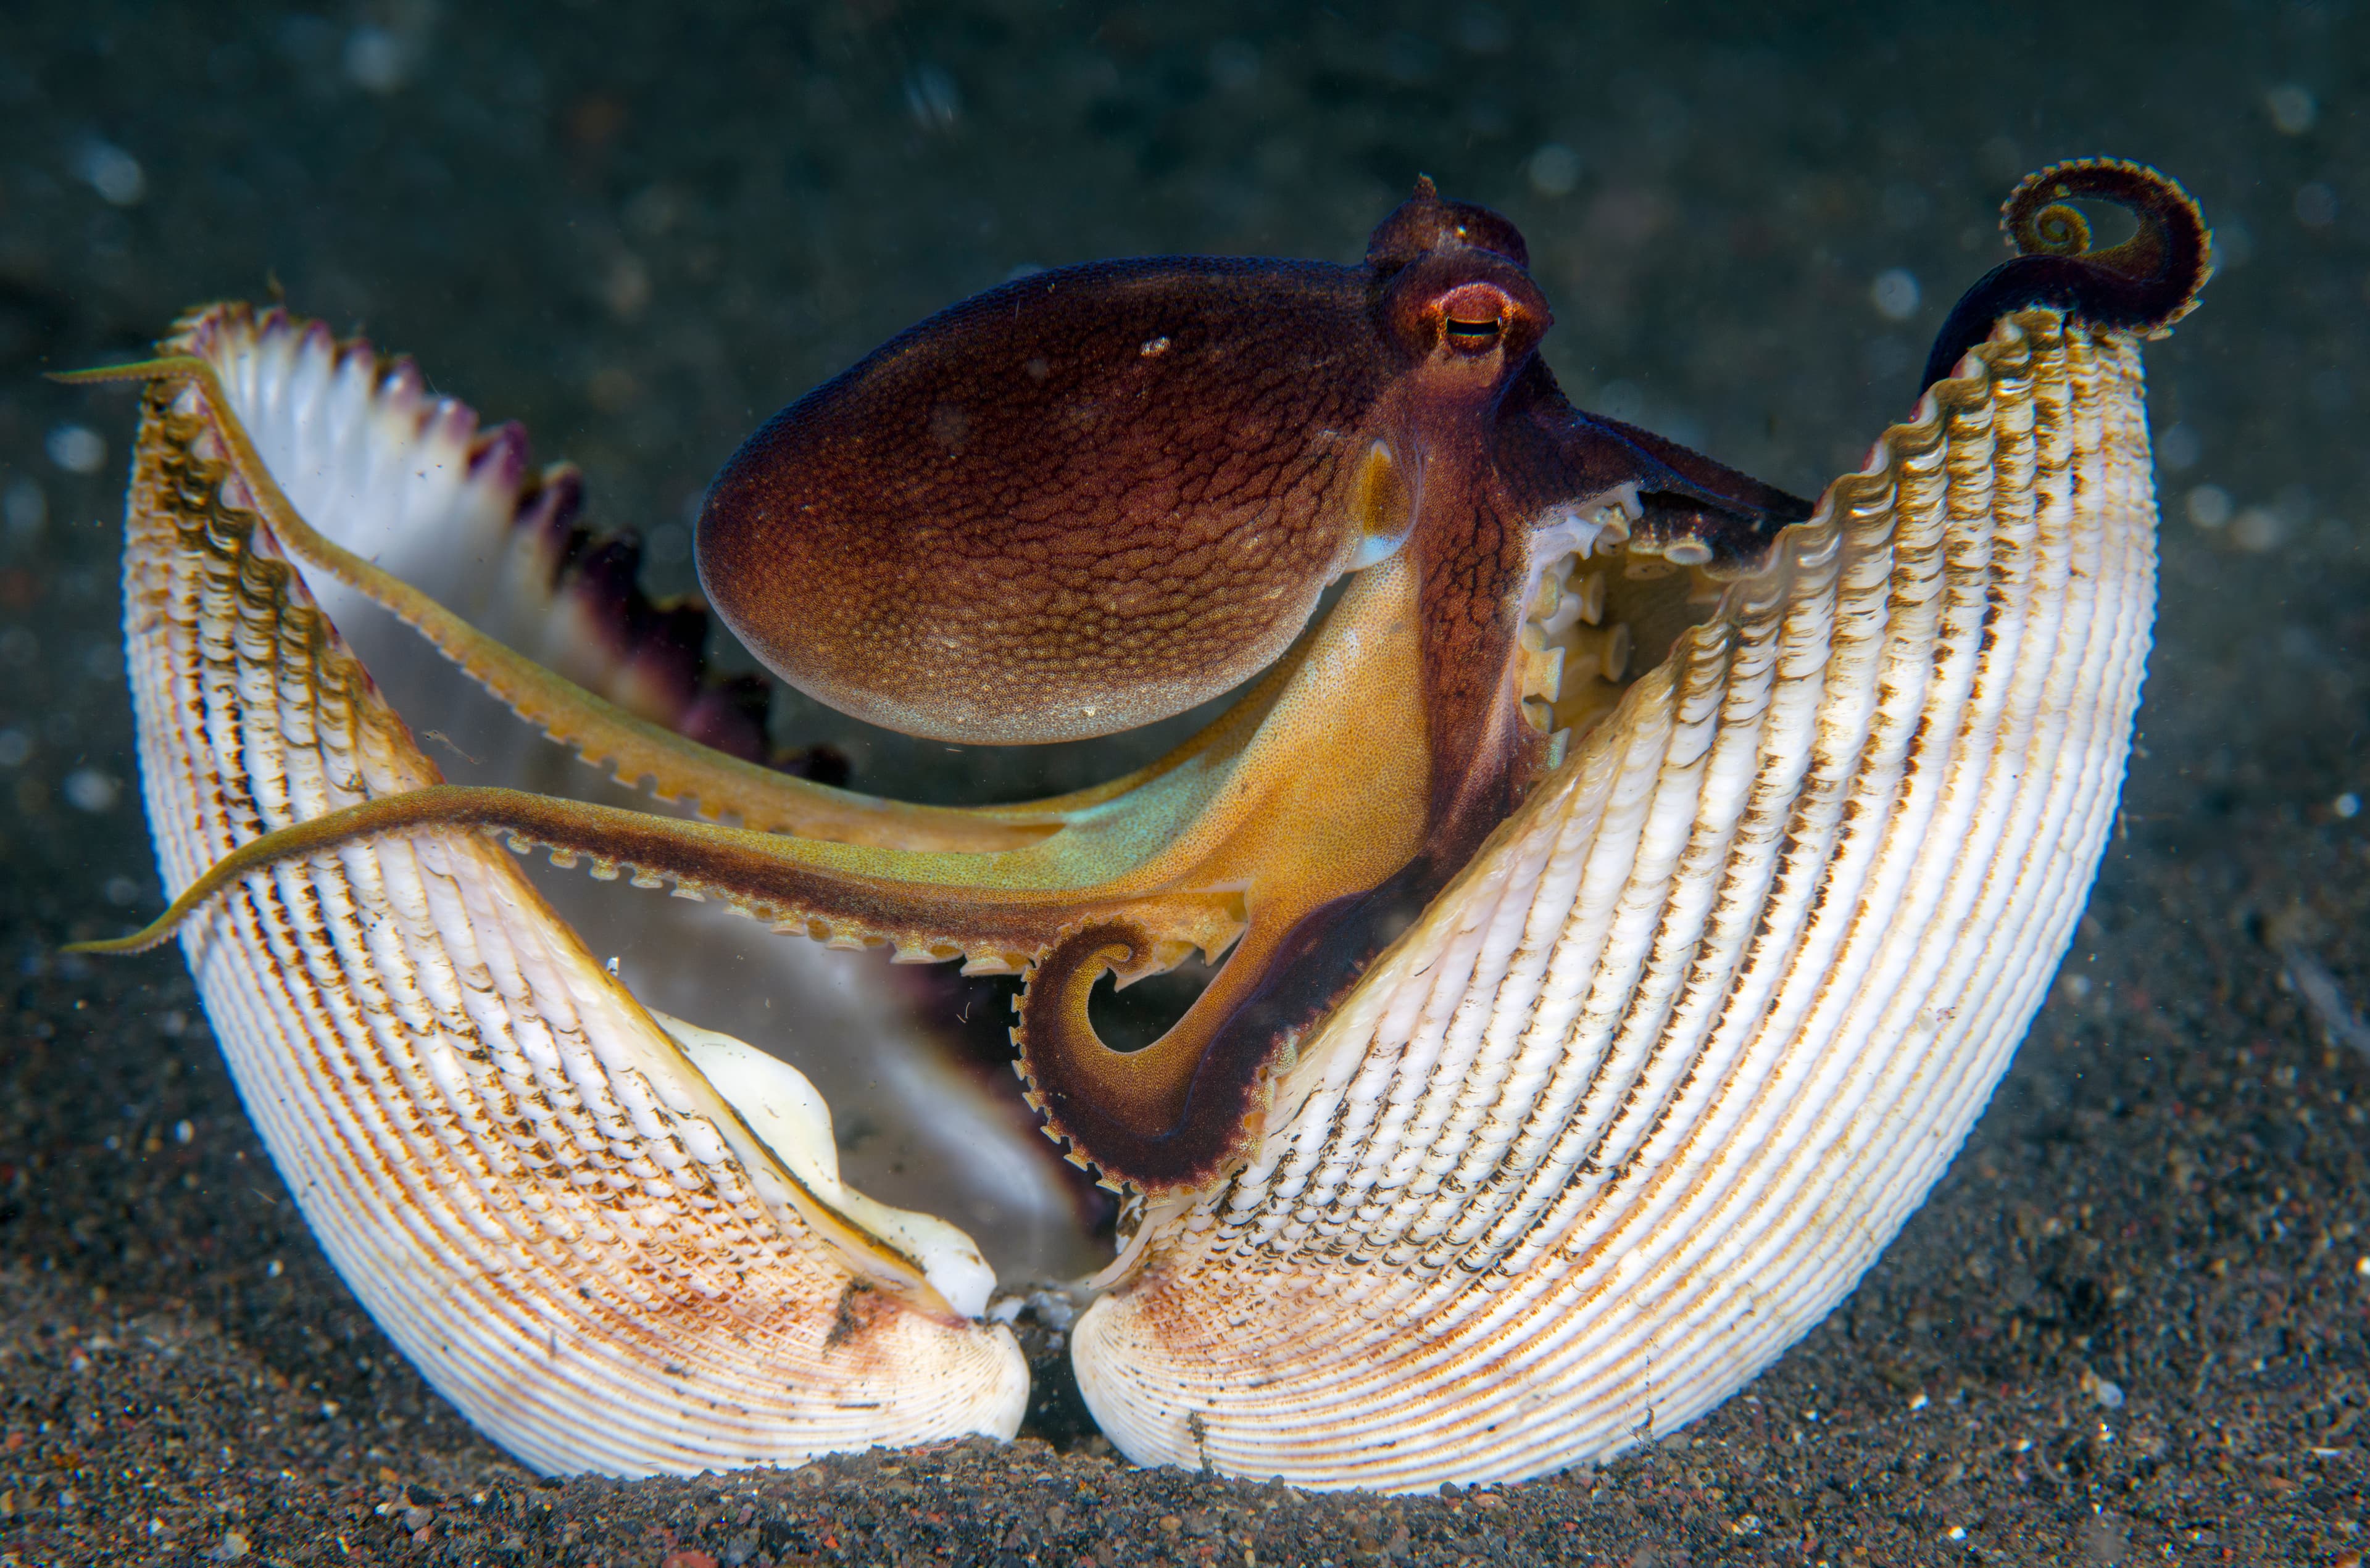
[1437,282,1511,351]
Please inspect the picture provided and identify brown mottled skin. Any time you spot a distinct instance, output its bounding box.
[699,258,1392,744]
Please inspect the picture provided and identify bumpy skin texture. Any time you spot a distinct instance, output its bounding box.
[699,259,1384,745]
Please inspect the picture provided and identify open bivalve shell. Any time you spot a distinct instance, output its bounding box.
[85,160,2190,1491]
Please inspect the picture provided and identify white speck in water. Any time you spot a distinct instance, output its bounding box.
[2185,484,2231,529]
[175,1119,194,1143]
[74,140,146,206]
[46,425,107,475]
[1870,268,1921,322]
[2094,1379,2125,1410]
[2335,793,2361,819]
[1526,143,1581,197]
[2266,83,2318,135]
[2157,423,2200,471]
[2230,506,2285,553]
[344,25,412,94]
[63,768,120,813]
[267,1259,283,1279]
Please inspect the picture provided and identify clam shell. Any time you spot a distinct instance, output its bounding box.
[109,298,2161,1493]
[1072,312,2157,1490]
[118,347,1028,1475]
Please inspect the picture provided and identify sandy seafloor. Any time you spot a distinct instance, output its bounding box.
[2,1,2368,1563]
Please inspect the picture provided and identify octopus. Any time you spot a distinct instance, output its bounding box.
[66,159,2207,1491]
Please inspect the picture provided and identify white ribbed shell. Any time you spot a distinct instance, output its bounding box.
[113,302,2161,1493]
[1072,313,2158,1490]
[120,346,1028,1477]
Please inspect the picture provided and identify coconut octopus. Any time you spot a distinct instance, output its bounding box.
[66,159,2206,1491]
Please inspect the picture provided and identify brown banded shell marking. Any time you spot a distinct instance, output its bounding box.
[73,161,2202,1491]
